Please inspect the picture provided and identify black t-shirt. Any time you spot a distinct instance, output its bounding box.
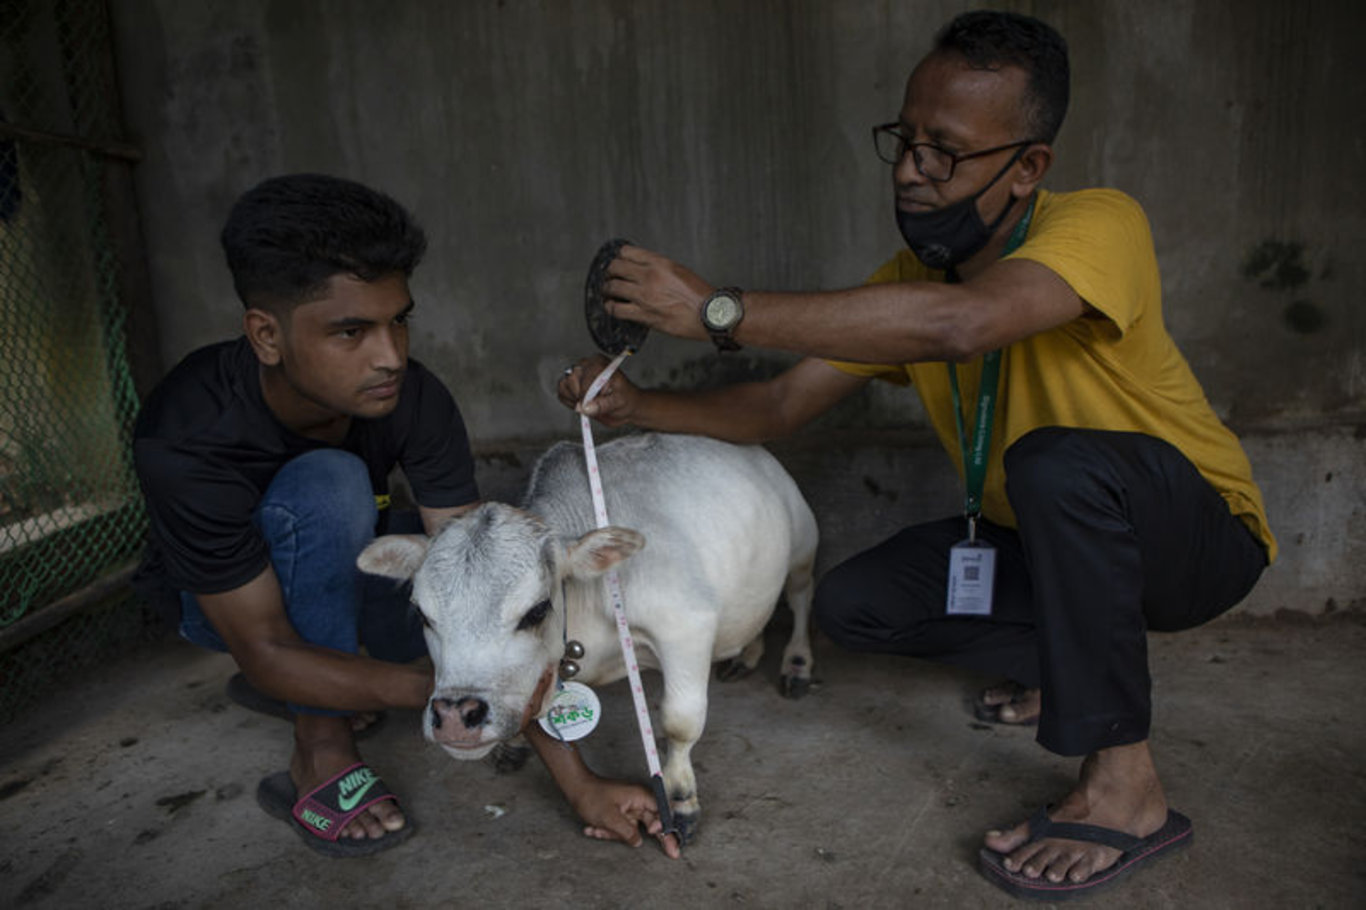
[133,337,478,594]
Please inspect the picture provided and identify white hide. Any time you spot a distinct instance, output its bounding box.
[358,432,819,839]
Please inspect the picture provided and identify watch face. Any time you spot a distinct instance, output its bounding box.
[705,294,741,328]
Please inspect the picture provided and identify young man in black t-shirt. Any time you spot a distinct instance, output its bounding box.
[134,174,678,858]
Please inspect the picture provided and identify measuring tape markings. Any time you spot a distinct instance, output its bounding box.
[576,351,674,824]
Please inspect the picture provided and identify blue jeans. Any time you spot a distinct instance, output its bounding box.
[179,449,427,716]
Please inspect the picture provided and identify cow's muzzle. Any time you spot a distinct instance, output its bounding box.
[431,695,489,733]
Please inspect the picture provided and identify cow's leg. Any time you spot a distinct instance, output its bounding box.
[489,734,531,773]
[780,557,816,699]
[654,633,715,844]
[714,635,763,682]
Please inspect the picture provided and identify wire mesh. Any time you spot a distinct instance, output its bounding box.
[1,0,156,723]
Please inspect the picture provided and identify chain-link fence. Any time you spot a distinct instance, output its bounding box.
[1,0,157,723]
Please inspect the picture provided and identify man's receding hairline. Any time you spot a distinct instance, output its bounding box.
[912,50,1038,142]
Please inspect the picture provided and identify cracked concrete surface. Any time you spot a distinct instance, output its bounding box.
[1,612,1363,908]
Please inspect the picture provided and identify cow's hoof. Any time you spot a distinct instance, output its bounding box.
[781,674,812,699]
[670,810,700,846]
[488,740,531,774]
[715,658,756,683]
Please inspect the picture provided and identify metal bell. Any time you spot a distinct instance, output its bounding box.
[559,658,581,679]
[564,639,585,660]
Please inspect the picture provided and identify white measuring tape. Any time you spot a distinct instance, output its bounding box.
[574,350,675,833]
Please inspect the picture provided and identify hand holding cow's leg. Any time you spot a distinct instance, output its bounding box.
[526,725,681,859]
[575,774,683,860]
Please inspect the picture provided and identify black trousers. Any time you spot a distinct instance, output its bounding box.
[813,427,1267,756]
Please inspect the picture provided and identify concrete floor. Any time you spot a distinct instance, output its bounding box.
[1,611,1363,909]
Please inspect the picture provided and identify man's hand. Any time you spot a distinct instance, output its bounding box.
[571,774,682,859]
[602,244,713,341]
[526,723,680,858]
[557,355,643,427]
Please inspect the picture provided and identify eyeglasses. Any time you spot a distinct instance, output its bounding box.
[871,122,1033,182]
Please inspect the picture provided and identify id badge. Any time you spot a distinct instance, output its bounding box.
[946,538,996,616]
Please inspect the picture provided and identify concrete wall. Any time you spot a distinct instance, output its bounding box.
[109,0,1366,615]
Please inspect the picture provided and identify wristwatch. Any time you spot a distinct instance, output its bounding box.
[699,287,745,352]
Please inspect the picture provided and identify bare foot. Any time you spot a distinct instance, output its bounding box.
[976,681,1041,724]
[291,714,405,840]
[983,741,1169,885]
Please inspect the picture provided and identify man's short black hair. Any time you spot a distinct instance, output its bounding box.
[220,173,427,309]
[934,10,1070,144]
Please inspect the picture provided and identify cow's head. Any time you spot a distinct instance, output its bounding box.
[357,502,643,759]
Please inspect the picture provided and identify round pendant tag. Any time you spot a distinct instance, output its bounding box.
[538,680,602,742]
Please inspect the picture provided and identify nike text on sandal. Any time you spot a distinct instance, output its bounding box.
[978,807,1193,901]
[256,763,415,858]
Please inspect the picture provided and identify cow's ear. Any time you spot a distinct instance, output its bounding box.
[563,527,645,578]
[357,534,430,579]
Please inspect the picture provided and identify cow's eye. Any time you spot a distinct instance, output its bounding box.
[516,599,552,631]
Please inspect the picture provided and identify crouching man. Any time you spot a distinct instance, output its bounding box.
[133,173,678,859]
[560,10,1271,897]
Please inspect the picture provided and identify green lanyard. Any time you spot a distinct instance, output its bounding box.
[947,197,1036,527]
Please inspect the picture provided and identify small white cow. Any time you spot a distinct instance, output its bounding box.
[357,432,818,841]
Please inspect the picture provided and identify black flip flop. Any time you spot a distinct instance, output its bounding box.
[226,673,387,740]
[978,806,1193,900]
[257,765,415,858]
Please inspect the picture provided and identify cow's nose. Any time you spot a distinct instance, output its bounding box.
[431,696,489,730]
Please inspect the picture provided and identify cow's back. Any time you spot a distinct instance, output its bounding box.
[523,433,816,663]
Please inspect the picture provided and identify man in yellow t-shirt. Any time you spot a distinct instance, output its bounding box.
[559,10,1271,899]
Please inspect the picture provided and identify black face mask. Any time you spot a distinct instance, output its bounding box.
[895,147,1026,271]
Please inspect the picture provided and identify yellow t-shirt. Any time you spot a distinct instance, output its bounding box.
[830,188,1276,562]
